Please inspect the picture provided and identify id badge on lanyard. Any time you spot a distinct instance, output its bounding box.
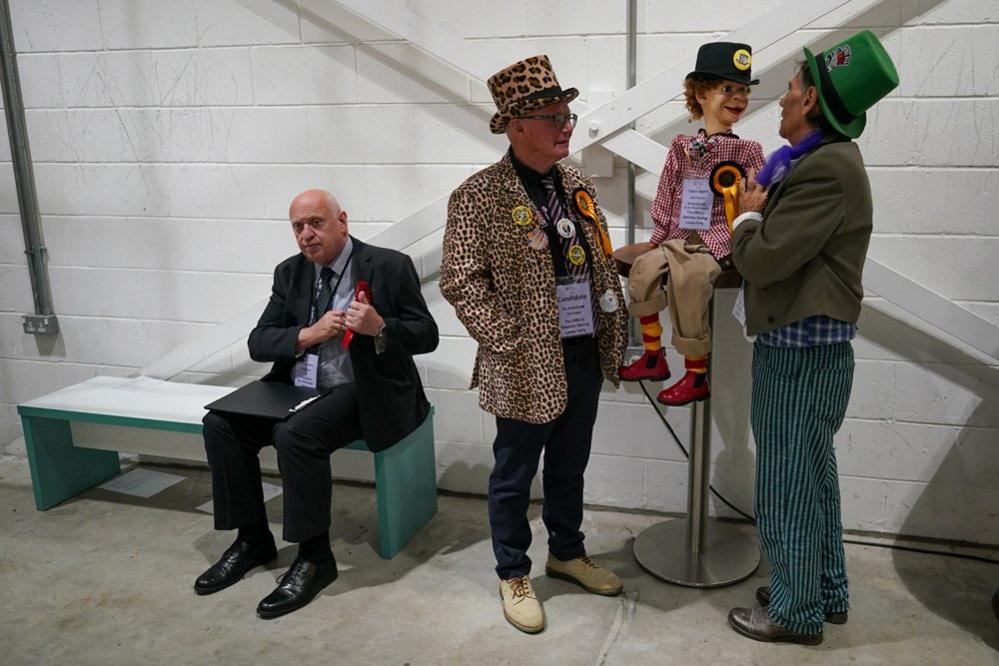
[292,353,319,388]
[556,276,594,338]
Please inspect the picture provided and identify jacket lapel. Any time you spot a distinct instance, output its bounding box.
[350,236,374,293]
[764,136,847,215]
[294,255,314,324]
[499,153,542,224]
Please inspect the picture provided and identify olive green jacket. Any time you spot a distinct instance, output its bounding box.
[731,139,873,336]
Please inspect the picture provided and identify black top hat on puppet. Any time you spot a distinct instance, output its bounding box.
[686,42,759,86]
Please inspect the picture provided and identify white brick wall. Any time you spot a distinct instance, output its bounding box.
[2,0,997,545]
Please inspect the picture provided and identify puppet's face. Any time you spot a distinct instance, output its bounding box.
[697,80,751,130]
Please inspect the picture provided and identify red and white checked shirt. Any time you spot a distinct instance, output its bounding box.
[650,132,765,259]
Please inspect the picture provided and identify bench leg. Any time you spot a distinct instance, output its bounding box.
[372,411,438,559]
[21,416,121,511]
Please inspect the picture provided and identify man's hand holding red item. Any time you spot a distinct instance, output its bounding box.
[342,280,383,348]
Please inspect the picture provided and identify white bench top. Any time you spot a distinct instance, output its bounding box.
[18,376,235,426]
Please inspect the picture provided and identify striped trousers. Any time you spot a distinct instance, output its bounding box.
[751,340,854,635]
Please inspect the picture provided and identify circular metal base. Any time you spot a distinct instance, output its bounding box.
[633,518,760,588]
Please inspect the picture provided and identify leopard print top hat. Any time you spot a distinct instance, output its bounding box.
[487,55,579,134]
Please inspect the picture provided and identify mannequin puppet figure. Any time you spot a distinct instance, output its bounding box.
[620,42,765,406]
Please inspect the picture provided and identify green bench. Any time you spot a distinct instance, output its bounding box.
[16,376,437,559]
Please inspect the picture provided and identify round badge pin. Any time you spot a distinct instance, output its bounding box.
[599,289,619,313]
[526,228,548,251]
[567,245,586,266]
[556,218,575,239]
[511,205,533,227]
[733,49,752,71]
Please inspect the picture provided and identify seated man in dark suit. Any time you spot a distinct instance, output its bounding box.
[195,188,439,619]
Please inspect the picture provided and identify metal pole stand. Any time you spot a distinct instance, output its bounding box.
[633,300,760,587]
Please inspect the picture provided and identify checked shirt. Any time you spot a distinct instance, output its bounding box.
[650,131,765,258]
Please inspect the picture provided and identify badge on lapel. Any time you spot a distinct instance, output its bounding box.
[511,205,533,227]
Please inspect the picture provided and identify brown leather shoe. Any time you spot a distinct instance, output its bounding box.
[728,607,822,645]
[756,586,848,624]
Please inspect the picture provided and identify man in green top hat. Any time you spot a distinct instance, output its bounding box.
[726,30,898,645]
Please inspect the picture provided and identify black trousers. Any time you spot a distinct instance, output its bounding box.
[202,382,363,543]
[488,336,604,579]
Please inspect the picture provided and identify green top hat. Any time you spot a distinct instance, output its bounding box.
[804,30,899,139]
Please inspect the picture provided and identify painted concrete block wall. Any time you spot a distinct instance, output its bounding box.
[1,0,996,545]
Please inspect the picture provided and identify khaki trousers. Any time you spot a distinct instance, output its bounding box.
[626,239,721,358]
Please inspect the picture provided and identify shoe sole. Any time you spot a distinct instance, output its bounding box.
[656,393,709,407]
[545,567,623,597]
[755,590,848,625]
[256,569,338,620]
[727,615,823,646]
[498,590,545,634]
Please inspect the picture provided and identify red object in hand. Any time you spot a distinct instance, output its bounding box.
[341,280,372,349]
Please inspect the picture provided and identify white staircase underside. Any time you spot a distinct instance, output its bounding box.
[140,0,999,378]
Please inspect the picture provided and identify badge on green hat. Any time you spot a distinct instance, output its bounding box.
[804,30,899,139]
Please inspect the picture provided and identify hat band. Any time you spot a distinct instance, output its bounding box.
[502,86,569,114]
[813,54,855,126]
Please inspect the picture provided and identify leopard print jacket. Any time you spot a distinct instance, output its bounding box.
[440,152,628,424]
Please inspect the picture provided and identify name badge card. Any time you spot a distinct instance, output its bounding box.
[292,353,319,388]
[678,178,712,231]
[556,278,594,338]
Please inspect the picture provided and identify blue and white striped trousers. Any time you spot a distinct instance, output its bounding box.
[751,340,854,635]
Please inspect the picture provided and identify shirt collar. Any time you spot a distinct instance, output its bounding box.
[696,128,740,140]
[314,236,354,278]
[509,147,556,188]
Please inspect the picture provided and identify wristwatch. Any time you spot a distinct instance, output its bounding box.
[374,323,387,355]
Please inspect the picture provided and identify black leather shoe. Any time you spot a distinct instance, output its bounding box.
[728,607,822,645]
[756,586,848,624]
[194,538,278,595]
[256,556,338,619]
[992,589,998,621]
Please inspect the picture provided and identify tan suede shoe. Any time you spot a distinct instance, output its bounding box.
[499,576,545,634]
[545,554,623,596]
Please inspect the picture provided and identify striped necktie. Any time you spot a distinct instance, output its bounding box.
[313,266,334,323]
[540,176,589,281]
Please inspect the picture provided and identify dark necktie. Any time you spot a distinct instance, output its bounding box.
[314,266,335,323]
[540,176,589,281]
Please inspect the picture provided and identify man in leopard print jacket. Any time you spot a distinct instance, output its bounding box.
[440,55,628,634]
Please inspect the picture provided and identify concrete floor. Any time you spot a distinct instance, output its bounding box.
[1,456,996,665]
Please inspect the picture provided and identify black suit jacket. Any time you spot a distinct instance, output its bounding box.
[247,237,439,452]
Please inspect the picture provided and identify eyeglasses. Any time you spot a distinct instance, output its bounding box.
[518,112,578,129]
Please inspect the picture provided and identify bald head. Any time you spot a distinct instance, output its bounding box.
[289,189,349,265]
[290,189,342,219]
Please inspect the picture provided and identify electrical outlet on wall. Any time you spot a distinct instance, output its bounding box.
[22,314,59,335]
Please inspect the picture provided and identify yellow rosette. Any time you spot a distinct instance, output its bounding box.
[573,188,613,257]
[710,161,746,232]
